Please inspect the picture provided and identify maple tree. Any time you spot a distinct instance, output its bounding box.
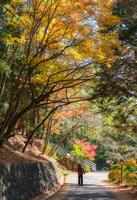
[72,139,97,160]
[41,103,89,154]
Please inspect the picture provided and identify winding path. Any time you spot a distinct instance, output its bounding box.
[48,172,119,200]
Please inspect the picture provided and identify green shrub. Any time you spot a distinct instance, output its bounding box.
[124,160,137,173]
[111,164,121,170]
[125,172,137,187]
[109,160,137,187]
[71,144,86,161]
[108,170,121,183]
[84,165,91,173]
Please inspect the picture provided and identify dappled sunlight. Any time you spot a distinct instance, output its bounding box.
[66,198,115,200]
[49,172,117,200]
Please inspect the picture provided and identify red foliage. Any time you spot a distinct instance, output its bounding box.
[74,139,97,160]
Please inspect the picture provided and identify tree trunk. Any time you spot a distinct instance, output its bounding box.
[42,115,53,154]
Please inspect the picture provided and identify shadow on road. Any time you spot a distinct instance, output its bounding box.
[67,183,117,199]
[49,183,117,200]
[48,172,118,200]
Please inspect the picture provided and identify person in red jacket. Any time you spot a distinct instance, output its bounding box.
[77,164,85,186]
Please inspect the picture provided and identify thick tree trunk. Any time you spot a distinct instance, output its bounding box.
[42,115,53,155]
[22,106,59,153]
[0,75,6,101]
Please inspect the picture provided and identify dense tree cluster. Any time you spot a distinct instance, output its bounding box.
[0,0,119,149]
[0,0,136,163]
[89,0,137,160]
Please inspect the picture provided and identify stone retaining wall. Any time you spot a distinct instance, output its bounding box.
[0,162,62,200]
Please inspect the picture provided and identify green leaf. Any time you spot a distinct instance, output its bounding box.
[0,59,11,75]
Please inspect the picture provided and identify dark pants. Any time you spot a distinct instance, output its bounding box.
[78,175,83,186]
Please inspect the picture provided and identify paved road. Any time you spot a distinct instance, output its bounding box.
[48,172,118,200]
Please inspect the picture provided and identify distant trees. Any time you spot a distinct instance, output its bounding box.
[88,1,137,160]
[72,139,97,161]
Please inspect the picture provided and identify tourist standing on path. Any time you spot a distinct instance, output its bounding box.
[77,164,85,186]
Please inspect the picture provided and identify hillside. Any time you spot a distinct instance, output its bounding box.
[0,134,54,164]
